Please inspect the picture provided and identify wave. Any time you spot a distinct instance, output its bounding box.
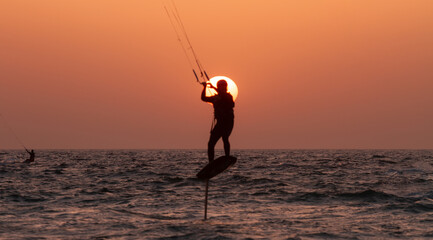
[336,189,406,202]
[5,192,49,203]
[284,189,413,204]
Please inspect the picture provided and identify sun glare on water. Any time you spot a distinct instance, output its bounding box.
[206,76,238,101]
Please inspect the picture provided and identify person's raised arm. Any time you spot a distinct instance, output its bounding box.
[201,82,213,102]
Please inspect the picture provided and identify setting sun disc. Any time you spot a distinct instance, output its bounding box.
[206,76,238,101]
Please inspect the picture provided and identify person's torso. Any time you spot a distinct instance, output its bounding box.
[212,93,234,120]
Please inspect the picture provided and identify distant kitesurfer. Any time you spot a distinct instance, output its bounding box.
[24,149,35,163]
[201,80,235,162]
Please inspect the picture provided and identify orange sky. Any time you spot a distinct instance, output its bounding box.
[1,0,432,149]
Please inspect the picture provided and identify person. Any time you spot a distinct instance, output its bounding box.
[24,149,35,163]
[201,80,235,162]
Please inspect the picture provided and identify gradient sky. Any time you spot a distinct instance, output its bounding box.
[1,0,432,149]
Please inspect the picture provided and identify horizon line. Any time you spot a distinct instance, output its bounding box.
[1,148,432,151]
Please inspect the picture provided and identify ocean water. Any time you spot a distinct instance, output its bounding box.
[0,149,432,239]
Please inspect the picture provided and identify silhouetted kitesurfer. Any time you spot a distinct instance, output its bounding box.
[201,80,235,162]
[24,149,35,163]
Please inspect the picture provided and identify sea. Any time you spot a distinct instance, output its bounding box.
[0,149,432,239]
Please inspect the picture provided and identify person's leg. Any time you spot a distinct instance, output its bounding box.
[222,136,230,157]
[208,124,222,162]
[222,118,234,157]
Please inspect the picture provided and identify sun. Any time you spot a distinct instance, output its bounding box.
[205,76,239,101]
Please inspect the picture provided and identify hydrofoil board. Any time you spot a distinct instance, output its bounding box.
[197,156,237,180]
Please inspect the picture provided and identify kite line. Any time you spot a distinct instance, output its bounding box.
[162,0,210,84]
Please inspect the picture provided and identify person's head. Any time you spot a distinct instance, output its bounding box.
[216,80,228,93]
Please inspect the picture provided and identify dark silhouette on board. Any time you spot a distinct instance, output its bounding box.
[201,80,235,162]
[24,149,35,163]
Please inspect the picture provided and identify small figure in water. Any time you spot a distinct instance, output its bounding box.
[24,149,35,163]
[201,80,235,162]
